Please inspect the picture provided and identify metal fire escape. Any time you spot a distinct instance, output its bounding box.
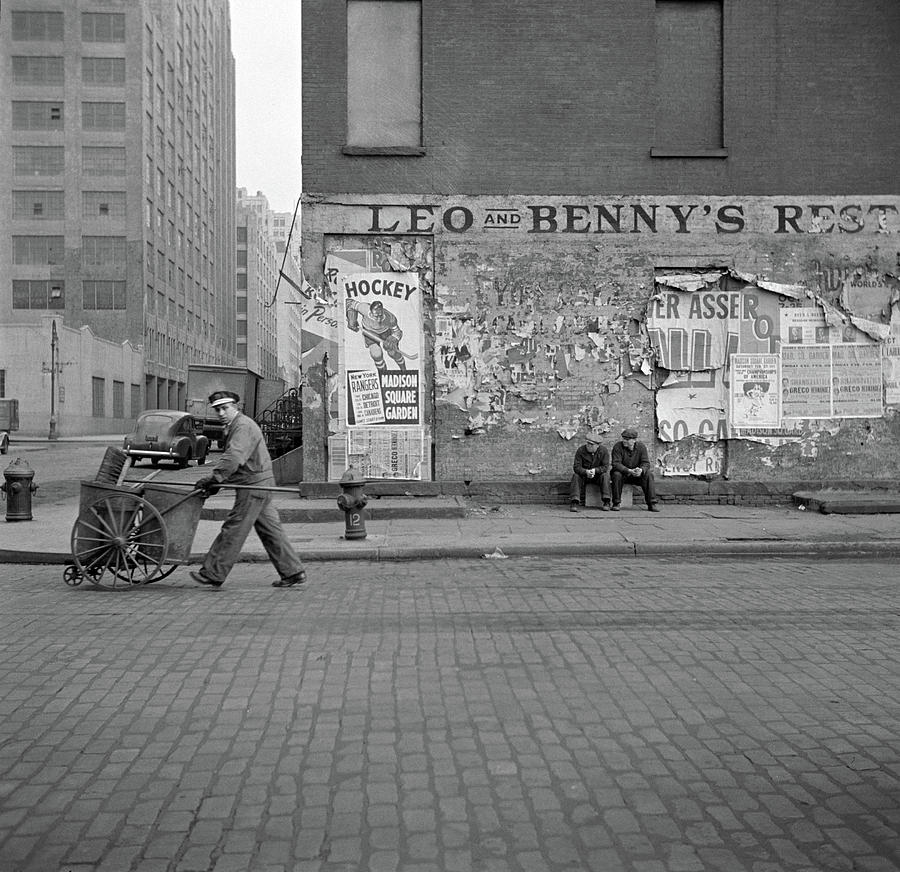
[257,388,302,460]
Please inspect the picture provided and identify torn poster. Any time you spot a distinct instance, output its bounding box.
[647,282,780,370]
[655,370,727,442]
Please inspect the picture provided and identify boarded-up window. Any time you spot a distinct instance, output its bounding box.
[654,1,722,151]
[347,1,421,148]
[113,381,125,418]
[12,56,64,84]
[92,378,106,418]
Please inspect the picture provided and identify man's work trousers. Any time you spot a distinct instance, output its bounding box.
[202,488,304,583]
[611,470,658,507]
[569,472,611,505]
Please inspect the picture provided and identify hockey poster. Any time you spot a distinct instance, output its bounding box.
[341,272,423,426]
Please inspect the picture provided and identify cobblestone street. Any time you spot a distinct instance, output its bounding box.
[0,557,898,872]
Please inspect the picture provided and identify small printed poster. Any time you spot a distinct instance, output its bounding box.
[347,370,385,425]
[832,344,883,418]
[781,345,832,419]
[730,354,780,428]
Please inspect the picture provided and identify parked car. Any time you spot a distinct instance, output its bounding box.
[123,410,210,468]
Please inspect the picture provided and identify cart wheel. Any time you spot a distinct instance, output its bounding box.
[143,564,179,584]
[71,492,168,590]
[62,565,83,586]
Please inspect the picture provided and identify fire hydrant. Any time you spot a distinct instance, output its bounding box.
[337,466,368,540]
[2,458,38,522]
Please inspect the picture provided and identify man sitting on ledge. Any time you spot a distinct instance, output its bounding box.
[611,427,660,512]
[569,429,611,512]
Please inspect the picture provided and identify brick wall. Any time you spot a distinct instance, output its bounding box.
[303,0,900,196]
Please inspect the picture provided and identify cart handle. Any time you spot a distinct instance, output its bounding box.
[137,481,299,494]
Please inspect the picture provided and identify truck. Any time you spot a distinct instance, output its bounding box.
[185,365,262,448]
[0,399,18,454]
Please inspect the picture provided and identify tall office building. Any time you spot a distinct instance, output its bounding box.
[1,0,235,434]
[234,190,305,389]
[235,188,278,380]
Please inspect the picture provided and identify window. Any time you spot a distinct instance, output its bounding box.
[82,13,126,43]
[0,371,5,398]
[13,280,65,309]
[82,57,126,85]
[653,0,725,156]
[12,11,63,41]
[82,236,126,267]
[12,56,64,84]
[83,281,126,310]
[236,250,247,268]
[12,102,64,130]
[92,378,106,418]
[82,102,126,130]
[346,0,422,152]
[83,146,126,175]
[13,236,64,265]
[83,191,126,219]
[13,146,64,176]
[236,226,248,244]
[131,384,141,418]
[13,191,65,219]
[113,381,125,418]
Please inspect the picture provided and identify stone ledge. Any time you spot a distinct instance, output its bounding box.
[298,479,900,506]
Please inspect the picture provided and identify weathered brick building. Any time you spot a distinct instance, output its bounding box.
[300,0,900,492]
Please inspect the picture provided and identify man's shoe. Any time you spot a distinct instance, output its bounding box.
[190,570,223,588]
[569,503,580,513]
[610,504,621,512]
[648,503,661,512]
[601,503,611,512]
[272,570,307,588]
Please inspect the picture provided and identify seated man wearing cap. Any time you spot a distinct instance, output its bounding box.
[611,427,660,512]
[569,430,612,512]
[190,390,307,588]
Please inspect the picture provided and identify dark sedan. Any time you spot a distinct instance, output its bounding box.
[123,410,210,468]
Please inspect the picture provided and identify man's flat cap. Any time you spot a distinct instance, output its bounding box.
[209,390,240,407]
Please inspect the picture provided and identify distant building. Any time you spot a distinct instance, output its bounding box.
[0,0,235,434]
[301,0,900,485]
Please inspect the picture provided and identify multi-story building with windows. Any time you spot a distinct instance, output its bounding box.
[1,0,235,435]
[301,0,900,489]
[235,188,279,381]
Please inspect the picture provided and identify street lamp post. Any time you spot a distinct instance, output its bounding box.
[48,320,59,441]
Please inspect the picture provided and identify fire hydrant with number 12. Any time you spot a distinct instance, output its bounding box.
[337,466,368,539]
[2,458,38,522]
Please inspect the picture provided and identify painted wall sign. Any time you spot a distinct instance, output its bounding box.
[361,200,899,236]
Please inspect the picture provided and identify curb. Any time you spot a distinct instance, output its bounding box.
[6,539,900,566]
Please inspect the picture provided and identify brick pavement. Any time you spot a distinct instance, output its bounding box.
[0,558,898,872]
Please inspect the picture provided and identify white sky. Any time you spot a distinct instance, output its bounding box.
[230,0,302,215]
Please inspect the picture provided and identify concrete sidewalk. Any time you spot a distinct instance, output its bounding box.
[2,486,900,564]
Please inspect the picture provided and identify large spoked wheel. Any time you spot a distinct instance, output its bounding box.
[71,493,168,590]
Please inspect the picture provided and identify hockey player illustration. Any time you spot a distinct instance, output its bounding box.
[346,299,417,372]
